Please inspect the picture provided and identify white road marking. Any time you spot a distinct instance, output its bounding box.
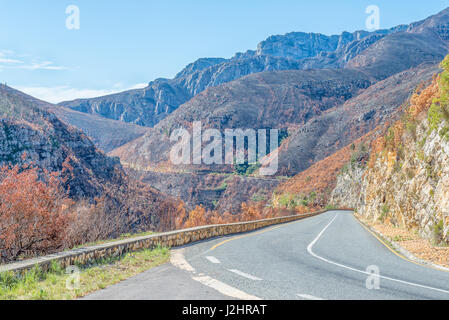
[296,294,323,300]
[171,249,262,300]
[170,249,195,272]
[228,269,262,281]
[192,275,262,300]
[206,256,221,264]
[307,214,449,295]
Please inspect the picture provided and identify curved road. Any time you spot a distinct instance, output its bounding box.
[85,211,449,300]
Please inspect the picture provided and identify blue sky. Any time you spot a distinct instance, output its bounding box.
[0,0,447,103]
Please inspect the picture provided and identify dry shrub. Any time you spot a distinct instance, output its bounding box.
[0,154,186,262]
[0,161,74,262]
[182,205,208,228]
[368,136,386,169]
[66,175,186,246]
[177,200,307,230]
[409,77,439,118]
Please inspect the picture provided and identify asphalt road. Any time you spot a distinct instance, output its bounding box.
[85,210,449,300]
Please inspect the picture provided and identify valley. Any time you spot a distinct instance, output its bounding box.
[2,6,449,290]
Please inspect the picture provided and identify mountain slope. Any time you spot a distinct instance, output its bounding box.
[49,105,149,152]
[0,84,125,199]
[60,8,449,129]
[59,26,403,127]
[277,63,440,175]
[330,61,449,244]
[110,68,373,171]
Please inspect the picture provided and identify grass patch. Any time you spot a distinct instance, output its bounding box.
[0,246,170,300]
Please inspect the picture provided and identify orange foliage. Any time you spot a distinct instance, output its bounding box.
[277,130,377,205]
[0,162,74,262]
[240,202,265,221]
[368,76,440,169]
[409,77,439,118]
[178,200,301,230]
[183,205,208,228]
[367,135,386,169]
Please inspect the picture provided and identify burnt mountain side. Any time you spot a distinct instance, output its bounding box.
[277,63,440,175]
[49,106,150,152]
[132,170,280,214]
[110,68,373,170]
[0,84,126,200]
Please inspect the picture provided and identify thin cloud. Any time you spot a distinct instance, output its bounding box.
[0,50,67,71]
[16,84,148,104]
[0,58,22,64]
[18,61,67,71]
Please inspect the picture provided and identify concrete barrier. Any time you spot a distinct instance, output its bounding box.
[0,209,350,274]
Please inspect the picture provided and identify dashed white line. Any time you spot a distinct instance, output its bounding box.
[307,213,449,295]
[206,256,221,264]
[171,249,262,300]
[296,294,323,300]
[228,269,262,281]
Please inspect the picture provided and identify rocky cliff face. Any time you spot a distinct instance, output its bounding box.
[59,23,411,127]
[0,84,125,200]
[330,67,449,243]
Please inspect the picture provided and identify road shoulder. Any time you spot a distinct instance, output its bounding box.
[354,213,449,273]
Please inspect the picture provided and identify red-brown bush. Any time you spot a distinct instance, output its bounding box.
[0,162,74,262]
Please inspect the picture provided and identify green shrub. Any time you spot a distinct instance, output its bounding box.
[433,219,444,244]
[406,120,417,140]
[428,102,443,133]
[379,204,389,222]
[234,162,261,176]
[439,126,449,140]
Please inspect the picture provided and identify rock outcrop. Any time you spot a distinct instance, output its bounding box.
[58,23,411,127]
[0,84,125,199]
[330,66,449,243]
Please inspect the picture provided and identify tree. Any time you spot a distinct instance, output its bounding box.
[0,162,74,262]
[183,206,207,228]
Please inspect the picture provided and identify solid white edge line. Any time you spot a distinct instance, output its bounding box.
[307,213,449,295]
[228,269,263,281]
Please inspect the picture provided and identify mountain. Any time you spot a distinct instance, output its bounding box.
[104,7,449,211]
[0,84,183,232]
[42,8,449,213]
[59,26,405,127]
[107,63,436,212]
[110,68,373,171]
[0,84,125,199]
[48,106,149,152]
[58,8,449,146]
